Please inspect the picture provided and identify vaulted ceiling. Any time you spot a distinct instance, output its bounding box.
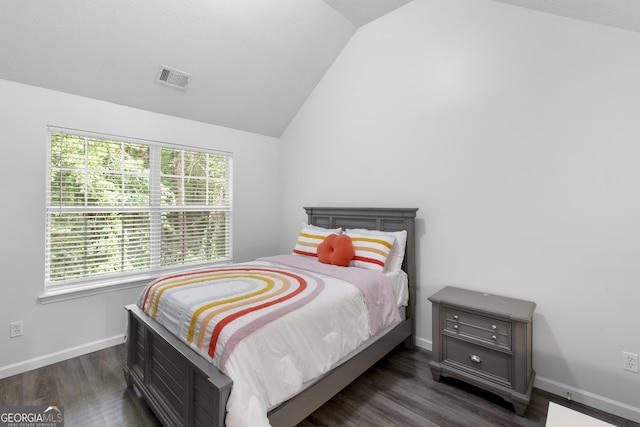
[1,0,638,137]
[0,0,412,137]
[491,0,640,35]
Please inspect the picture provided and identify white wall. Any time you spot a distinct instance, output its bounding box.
[279,0,640,421]
[0,78,280,377]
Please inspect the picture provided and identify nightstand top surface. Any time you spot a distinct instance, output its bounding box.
[428,286,536,322]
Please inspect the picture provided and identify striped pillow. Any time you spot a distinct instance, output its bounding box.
[346,228,407,272]
[346,231,396,271]
[293,224,342,258]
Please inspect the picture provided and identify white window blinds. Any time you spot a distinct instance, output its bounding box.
[45,128,233,293]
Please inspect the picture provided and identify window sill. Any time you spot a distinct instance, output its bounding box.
[39,277,152,305]
[39,261,232,305]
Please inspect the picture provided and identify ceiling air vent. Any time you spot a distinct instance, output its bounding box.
[156,65,191,90]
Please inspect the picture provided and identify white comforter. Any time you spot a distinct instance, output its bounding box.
[224,255,401,426]
[140,255,402,427]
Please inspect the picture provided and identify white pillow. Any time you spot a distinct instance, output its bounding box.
[346,228,407,272]
[292,223,341,258]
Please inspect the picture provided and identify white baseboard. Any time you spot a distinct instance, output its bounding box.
[416,337,432,351]
[535,376,640,424]
[0,334,126,380]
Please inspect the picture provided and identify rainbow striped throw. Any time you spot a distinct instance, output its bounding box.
[139,264,325,369]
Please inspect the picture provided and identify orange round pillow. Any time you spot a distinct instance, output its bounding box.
[317,234,355,267]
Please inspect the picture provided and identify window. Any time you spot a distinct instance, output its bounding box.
[45,128,233,296]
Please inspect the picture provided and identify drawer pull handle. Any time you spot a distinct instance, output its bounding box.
[453,315,459,320]
[470,355,482,363]
[453,324,459,330]
[491,324,497,330]
[491,335,497,340]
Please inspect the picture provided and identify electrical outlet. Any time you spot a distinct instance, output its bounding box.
[623,351,639,373]
[10,321,23,338]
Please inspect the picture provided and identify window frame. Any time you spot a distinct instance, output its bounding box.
[41,127,233,304]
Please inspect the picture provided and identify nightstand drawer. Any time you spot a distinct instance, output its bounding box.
[444,308,511,348]
[443,336,512,387]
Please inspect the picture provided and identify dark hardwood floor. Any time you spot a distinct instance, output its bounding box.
[0,344,636,426]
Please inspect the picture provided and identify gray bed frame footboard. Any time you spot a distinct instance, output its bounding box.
[125,207,418,427]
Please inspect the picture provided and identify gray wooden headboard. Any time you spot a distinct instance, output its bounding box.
[304,206,418,347]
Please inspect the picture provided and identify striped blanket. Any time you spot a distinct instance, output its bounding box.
[139,260,327,369]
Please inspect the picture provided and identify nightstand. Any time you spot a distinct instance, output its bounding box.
[428,286,536,415]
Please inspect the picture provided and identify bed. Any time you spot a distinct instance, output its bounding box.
[124,207,418,426]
